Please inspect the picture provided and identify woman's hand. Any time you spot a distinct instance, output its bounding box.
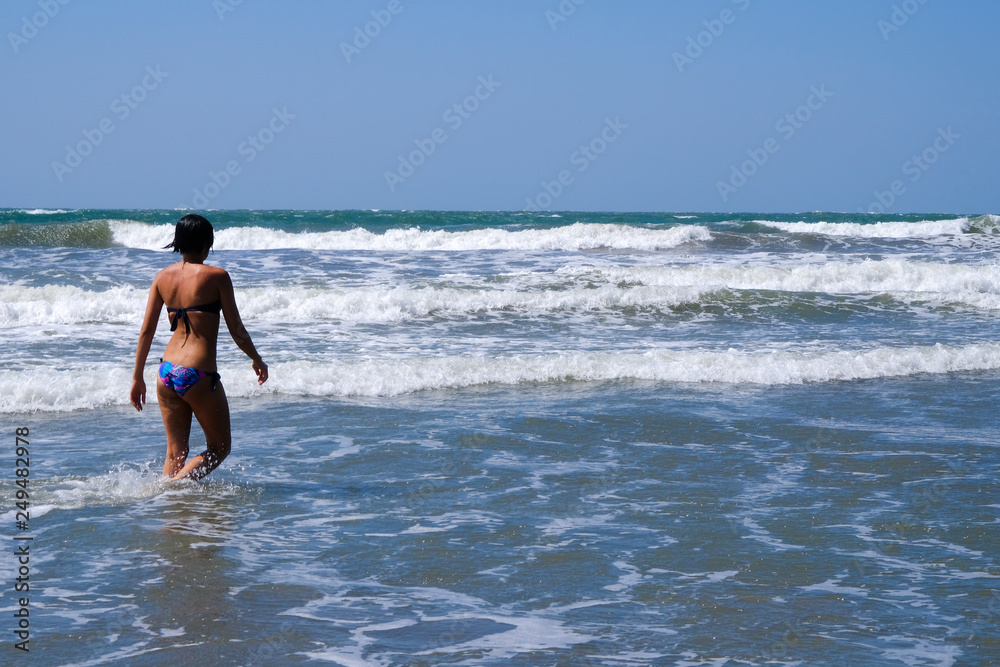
[253,359,268,385]
[130,378,146,411]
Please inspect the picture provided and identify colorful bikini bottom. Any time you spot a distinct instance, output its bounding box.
[158,360,220,396]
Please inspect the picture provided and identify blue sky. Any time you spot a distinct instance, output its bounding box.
[2,0,997,213]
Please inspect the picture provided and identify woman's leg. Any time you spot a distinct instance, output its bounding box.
[170,379,232,481]
[157,379,193,477]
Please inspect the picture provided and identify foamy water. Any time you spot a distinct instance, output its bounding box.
[108,219,712,252]
[2,209,998,665]
[6,342,1000,411]
[6,256,1000,330]
[754,217,972,237]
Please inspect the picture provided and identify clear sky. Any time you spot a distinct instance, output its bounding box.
[2,0,997,213]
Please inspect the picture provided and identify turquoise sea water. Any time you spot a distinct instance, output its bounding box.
[1,209,999,665]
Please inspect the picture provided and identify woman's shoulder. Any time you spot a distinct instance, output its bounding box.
[202,264,232,283]
[153,261,229,290]
[201,265,234,294]
[152,261,182,283]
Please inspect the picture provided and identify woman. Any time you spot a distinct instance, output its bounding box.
[130,214,267,480]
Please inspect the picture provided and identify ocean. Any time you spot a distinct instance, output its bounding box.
[1,209,998,666]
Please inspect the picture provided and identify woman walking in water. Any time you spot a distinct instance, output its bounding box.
[130,214,267,480]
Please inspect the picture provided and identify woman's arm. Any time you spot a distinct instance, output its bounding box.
[218,270,268,385]
[130,278,165,410]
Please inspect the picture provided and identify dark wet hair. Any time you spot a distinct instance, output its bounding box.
[164,214,214,253]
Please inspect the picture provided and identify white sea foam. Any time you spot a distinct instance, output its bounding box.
[235,283,709,323]
[0,284,145,326]
[301,613,591,664]
[603,560,645,592]
[240,341,1000,394]
[6,342,1000,412]
[755,218,969,238]
[106,220,174,248]
[17,208,72,215]
[565,259,1000,308]
[108,220,711,251]
[5,258,1000,328]
[978,213,1000,228]
[8,466,171,511]
[0,281,708,328]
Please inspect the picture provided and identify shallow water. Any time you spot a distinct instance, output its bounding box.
[5,377,998,666]
[2,210,999,664]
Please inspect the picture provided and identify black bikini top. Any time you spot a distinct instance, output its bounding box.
[167,300,222,333]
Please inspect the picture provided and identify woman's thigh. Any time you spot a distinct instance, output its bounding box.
[156,377,192,450]
[183,377,232,448]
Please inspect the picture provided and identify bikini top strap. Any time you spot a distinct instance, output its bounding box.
[166,301,222,333]
[167,307,191,333]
